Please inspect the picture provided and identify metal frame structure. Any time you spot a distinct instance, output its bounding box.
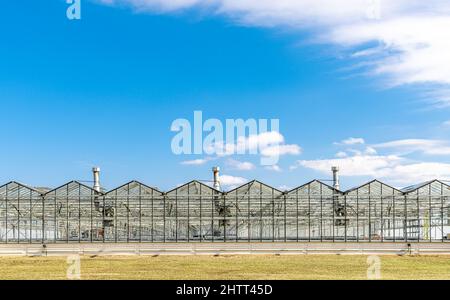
[0,179,449,243]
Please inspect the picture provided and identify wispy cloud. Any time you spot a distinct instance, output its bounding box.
[260,144,302,157]
[206,131,301,160]
[295,153,450,185]
[180,156,215,165]
[181,131,300,169]
[334,137,365,145]
[226,158,255,171]
[265,164,282,172]
[96,0,450,106]
[294,137,450,185]
[373,139,450,155]
[335,151,348,158]
[220,174,248,190]
[296,154,403,178]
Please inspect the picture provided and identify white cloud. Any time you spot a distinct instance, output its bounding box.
[226,159,255,171]
[206,131,278,155]
[442,120,450,127]
[327,16,450,86]
[260,144,302,157]
[238,131,285,154]
[295,145,450,185]
[335,151,348,158]
[381,162,450,185]
[181,131,301,168]
[297,154,450,185]
[373,139,450,155]
[278,185,291,191]
[265,165,282,172]
[180,158,208,165]
[97,0,450,106]
[180,157,214,165]
[335,137,365,145]
[297,154,403,178]
[347,149,363,156]
[207,131,301,159]
[364,146,377,155]
[220,174,248,189]
[96,0,203,11]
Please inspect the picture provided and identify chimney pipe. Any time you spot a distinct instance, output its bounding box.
[212,167,221,191]
[92,167,101,193]
[332,166,340,190]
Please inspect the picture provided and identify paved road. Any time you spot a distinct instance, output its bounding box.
[0,242,449,256]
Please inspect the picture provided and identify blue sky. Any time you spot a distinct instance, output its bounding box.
[1,0,450,191]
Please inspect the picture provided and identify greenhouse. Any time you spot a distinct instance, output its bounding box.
[0,170,449,243]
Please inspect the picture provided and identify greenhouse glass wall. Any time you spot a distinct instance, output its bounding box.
[0,179,449,243]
